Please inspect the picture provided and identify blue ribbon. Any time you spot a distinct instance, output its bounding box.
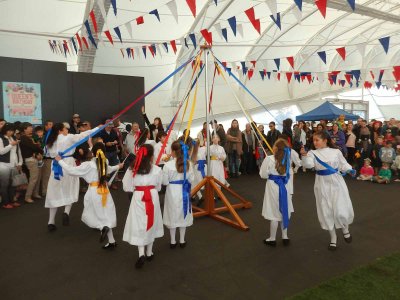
[56,54,196,160]
[268,175,290,229]
[314,153,344,176]
[282,147,291,180]
[52,155,73,180]
[197,160,206,178]
[43,128,52,156]
[170,180,192,218]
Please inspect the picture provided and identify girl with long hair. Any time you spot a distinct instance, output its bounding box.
[162,140,194,249]
[141,106,164,141]
[122,144,164,269]
[55,142,123,248]
[260,138,297,247]
[301,131,356,251]
[45,122,99,231]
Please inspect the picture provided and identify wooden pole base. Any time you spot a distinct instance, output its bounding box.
[191,176,252,231]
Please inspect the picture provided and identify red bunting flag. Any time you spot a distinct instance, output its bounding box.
[263,69,267,76]
[364,81,373,89]
[200,29,213,45]
[328,78,334,86]
[286,72,293,83]
[306,74,312,83]
[370,71,375,80]
[250,60,256,68]
[63,40,70,54]
[222,61,227,68]
[286,56,294,69]
[120,49,125,58]
[345,73,352,84]
[393,66,400,82]
[104,30,114,45]
[170,40,177,54]
[130,48,134,59]
[148,45,155,57]
[186,0,196,17]
[81,36,89,49]
[136,16,144,25]
[89,10,98,33]
[336,47,346,60]
[75,33,82,50]
[248,69,254,80]
[245,7,261,34]
[315,0,327,18]
[277,73,281,81]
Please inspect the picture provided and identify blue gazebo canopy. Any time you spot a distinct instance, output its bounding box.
[296,101,359,121]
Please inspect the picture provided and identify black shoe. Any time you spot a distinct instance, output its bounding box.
[135,256,146,269]
[170,243,177,249]
[47,224,57,232]
[102,242,117,250]
[263,239,277,247]
[343,232,352,243]
[62,213,69,226]
[328,243,337,251]
[100,226,110,243]
[179,242,187,248]
[146,254,154,262]
[282,238,290,246]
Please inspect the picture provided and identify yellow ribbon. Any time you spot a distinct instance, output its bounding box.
[215,62,274,154]
[94,149,108,207]
[90,182,109,207]
[184,60,201,142]
[210,155,218,160]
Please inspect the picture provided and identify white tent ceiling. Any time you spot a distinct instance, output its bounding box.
[0,0,399,125]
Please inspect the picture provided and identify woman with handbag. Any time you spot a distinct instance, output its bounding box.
[0,123,23,209]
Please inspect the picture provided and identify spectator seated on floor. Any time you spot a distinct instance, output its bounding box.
[372,163,392,184]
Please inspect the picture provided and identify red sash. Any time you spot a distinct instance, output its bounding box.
[135,185,155,231]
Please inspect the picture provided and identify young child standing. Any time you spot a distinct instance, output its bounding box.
[122,144,164,269]
[393,148,400,182]
[162,140,194,248]
[153,131,171,168]
[209,135,229,187]
[372,136,384,175]
[259,138,294,247]
[55,142,123,249]
[301,131,356,251]
[357,158,374,181]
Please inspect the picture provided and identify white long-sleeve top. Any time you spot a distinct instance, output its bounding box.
[0,136,23,167]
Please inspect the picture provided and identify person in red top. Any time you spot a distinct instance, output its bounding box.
[357,158,374,181]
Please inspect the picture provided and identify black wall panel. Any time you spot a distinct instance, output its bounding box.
[0,56,144,127]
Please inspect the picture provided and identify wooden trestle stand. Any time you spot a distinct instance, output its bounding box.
[190,177,252,231]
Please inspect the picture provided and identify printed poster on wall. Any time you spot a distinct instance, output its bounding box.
[2,81,42,124]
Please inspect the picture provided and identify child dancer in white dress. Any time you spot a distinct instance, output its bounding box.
[154,131,171,168]
[55,142,123,249]
[209,135,229,187]
[45,122,99,231]
[162,140,194,249]
[191,139,207,199]
[301,131,356,251]
[260,139,296,247]
[122,144,164,269]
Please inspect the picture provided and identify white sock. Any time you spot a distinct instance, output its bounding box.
[107,229,115,243]
[146,243,153,256]
[280,222,288,239]
[342,225,350,235]
[64,204,72,215]
[138,246,145,257]
[48,208,57,225]
[329,229,337,244]
[179,227,186,243]
[169,228,176,244]
[268,221,278,241]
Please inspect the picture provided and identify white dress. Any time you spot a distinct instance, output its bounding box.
[58,159,119,229]
[154,141,171,166]
[288,150,302,195]
[122,166,164,246]
[209,144,227,186]
[45,128,98,208]
[193,146,207,187]
[162,159,194,228]
[259,155,294,221]
[302,147,354,230]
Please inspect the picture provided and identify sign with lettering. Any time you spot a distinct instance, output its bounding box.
[2,82,42,124]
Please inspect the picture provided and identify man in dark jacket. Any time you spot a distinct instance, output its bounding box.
[266,121,281,151]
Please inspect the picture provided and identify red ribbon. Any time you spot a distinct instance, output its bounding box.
[135,186,155,231]
[132,146,148,177]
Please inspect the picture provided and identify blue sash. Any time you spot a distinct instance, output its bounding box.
[314,154,340,176]
[170,180,192,218]
[268,174,290,229]
[197,160,206,178]
[52,155,73,180]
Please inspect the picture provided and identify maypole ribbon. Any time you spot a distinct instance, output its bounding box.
[214,61,273,154]
[57,54,196,161]
[95,149,109,207]
[155,53,204,165]
[184,68,200,142]
[213,53,277,123]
